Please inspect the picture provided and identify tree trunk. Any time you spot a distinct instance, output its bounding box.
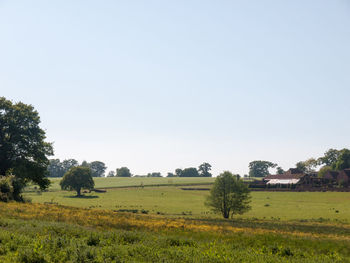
[77,188,81,196]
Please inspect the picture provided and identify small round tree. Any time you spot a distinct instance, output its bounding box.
[60,166,94,196]
[206,171,251,219]
[116,167,132,177]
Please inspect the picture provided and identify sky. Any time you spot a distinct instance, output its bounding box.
[1,1,350,176]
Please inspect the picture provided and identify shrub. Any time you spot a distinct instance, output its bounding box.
[0,176,24,202]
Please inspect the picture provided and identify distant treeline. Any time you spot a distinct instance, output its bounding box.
[47,161,213,178]
[47,159,106,177]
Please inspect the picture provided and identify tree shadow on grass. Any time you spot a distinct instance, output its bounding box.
[63,195,99,199]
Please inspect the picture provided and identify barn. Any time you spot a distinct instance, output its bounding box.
[264,168,306,185]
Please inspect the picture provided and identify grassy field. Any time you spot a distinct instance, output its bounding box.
[0,202,349,262]
[3,178,350,262]
[24,177,350,222]
[40,177,216,191]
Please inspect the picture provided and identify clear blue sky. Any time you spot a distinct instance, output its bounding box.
[1,1,350,176]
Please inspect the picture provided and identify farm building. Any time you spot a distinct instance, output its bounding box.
[262,168,350,189]
[264,168,306,185]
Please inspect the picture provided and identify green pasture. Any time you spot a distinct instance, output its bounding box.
[41,177,216,191]
[25,178,350,221]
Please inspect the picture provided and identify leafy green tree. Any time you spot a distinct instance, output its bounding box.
[116,167,132,177]
[0,175,23,202]
[89,161,107,177]
[0,97,53,192]
[335,149,350,170]
[295,161,307,173]
[167,172,176,177]
[47,158,79,177]
[276,166,285,174]
[318,166,333,178]
[179,167,199,177]
[62,159,79,172]
[81,160,89,167]
[318,149,341,168]
[198,162,212,177]
[248,161,277,178]
[47,159,65,177]
[175,168,183,177]
[296,158,318,173]
[106,171,115,177]
[304,158,318,172]
[60,166,94,196]
[206,171,251,219]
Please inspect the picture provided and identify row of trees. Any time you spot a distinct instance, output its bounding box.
[105,163,213,178]
[298,148,350,178]
[48,159,107,178]
[168,163,212,177]
[295,148,350,173]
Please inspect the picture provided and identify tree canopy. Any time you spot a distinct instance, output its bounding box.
[116,167,132,177]
[175,168,183,177]
[60,166,94,196]
[106,171,115,177]
[198,162,212,177]
[318,149,341,168]
[47,158,79,177]
[248,161,277,178]
[335,149,350,171]
[89,161,107,177]
[276,166,285,174]
[206,171,251,219]
[48,159,106,177]
[318,166,332,178]
[180,167,199,177]
[295,158,318,173]
[147,172,162,177]
[0,97,53,190]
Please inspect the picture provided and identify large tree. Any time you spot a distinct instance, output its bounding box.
[206,171,251,219]
[175,168,183,177]
[248,161,277,178]
[335,149,350,170]
[116,167,132,177]
[296,158,318,173]
[0,97,53,190]
[106,171,115,177]
[198,162,212,177]
[47,158,79,177]
[47,159,64,177]
[60,166,94,196]
[62,159,79,171]
[318,148,341,168]
[89,161,107,177]
[276,166,285,175]
[179,167,199,177]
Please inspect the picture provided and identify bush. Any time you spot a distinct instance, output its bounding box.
[0,176,24,202]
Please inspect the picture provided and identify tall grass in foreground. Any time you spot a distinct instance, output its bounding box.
[0,202,349,262]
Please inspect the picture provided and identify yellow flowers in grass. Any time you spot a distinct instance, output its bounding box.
[0,202,349,242]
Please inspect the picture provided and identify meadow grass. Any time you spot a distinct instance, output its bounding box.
[39,177,216,191]
[16,177,350,262]
[25,185,350,222]
[0,202,349,262]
